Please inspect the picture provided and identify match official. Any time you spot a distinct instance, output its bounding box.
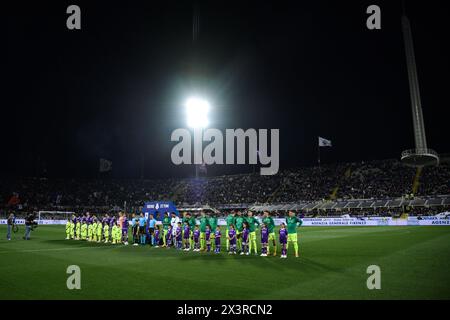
[138,213,146,245]
[147,214,156,246]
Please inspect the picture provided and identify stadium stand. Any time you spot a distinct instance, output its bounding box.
[1,159,449,217]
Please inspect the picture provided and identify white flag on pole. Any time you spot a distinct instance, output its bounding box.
[318,137,332,147]
[99,158,112,172]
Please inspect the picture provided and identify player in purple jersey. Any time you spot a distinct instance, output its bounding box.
[175,222,183,249]
[214,226,221,254]
[154,225,161,247]
[279,223,288,259]
[205,226,212,252]
[110,216,116,228]
[166,225,173,248]
[241,222,250,255]
[122,216,129,245]
[183,222,190,251]
[102,214,108,226]
[228,225,237,254]
[193,226,200,251]
[260,223,269,257]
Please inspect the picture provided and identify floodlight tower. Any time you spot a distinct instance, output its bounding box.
[185,97,210,178]
[400,15,439,167]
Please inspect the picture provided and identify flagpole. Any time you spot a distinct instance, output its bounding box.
[318,146,321,168]
[317,138,321,168]
[141,154,144,180]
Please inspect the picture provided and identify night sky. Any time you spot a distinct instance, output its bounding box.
[4,1,449,179]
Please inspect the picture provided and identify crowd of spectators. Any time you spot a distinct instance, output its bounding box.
[300,206,449,218]
[1,159,448,215]
[0,178,179,214]
[179,174,281,206]
[274,160,449,202]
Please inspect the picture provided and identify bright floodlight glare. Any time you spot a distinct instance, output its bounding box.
[185,97,210,128]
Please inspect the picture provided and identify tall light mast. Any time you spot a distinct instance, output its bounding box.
[400,15,439,167]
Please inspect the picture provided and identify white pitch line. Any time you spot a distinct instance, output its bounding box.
[0,245,113,254]
[0,246,210,260]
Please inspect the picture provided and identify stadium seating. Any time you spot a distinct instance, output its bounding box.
[0,159,449,216]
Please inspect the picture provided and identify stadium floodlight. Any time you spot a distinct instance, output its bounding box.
[185,97,210,128]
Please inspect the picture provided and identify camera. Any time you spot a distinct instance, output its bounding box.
[30,221,38,231]
[26,214,38,231]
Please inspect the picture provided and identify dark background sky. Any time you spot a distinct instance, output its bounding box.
[4,0,449,179]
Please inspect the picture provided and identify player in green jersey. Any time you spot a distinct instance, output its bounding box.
[181,212,190,228]
[181,212,189,239]
[92,220,98,242]
[90,220,95,242]
[261,211,276,256]
[81,221,87,240]
[208,213,218,251]
[235,211,245,252]
[246,211,260,255]
[65,218,71,240]
[96,220,102,242]
[70,218,75,239]
[161,212,171,247]
[112,222,120,244]
[103,222,109,243]
[75,219,81,240]
[225,211,236,252]
[199,211,209,251]
[286,211,302,257]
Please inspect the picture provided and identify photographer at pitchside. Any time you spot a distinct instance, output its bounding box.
[23,213,37,240]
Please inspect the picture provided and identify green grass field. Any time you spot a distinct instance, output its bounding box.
[1,225,450,300]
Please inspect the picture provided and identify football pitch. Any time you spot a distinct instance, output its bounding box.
[1,225,450,300]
